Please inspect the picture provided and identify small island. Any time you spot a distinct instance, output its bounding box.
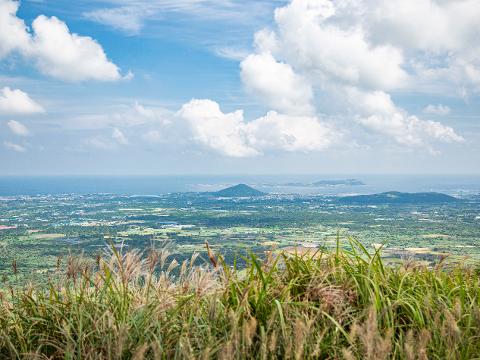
[338,191,459,205]
[214,184,266,198]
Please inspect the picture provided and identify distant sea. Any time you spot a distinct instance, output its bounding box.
[0,175,479,197]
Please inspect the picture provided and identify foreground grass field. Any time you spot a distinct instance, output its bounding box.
[1,240,479,359]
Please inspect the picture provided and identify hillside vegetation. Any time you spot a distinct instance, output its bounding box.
[1,240,479,359]
[338,192,459,205]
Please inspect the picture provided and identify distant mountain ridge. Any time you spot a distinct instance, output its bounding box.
[312,179,365,186]
[338,191,459,205]
[214,184,266,197]
[283,179,365,187]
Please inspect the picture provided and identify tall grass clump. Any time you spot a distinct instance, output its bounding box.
[0,238,479,359]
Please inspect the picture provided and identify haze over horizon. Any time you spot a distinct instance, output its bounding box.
[1,0,479,175]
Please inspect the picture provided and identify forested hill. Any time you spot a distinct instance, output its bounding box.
[213,184,266,197]
[338,191,459,205]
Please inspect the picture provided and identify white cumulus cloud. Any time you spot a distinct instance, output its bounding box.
[177,99,338,157]
[178,99,259,157]
[364,0,480,94]
[0,0,125,81]
[246,111,336,153]
[267,0,409,91]
[0,87,44,115]
[7,120,29,136]
[0,0,29,58]
[240,53,314,115]
[349,89,463,147]
[26,15,124,82]
[358,114,463,149]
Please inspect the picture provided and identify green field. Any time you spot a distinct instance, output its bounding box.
[1,192,479,286]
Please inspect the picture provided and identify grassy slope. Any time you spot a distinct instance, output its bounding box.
[0,240,479,359]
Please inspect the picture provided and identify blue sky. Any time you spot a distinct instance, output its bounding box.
[0,0,479,175]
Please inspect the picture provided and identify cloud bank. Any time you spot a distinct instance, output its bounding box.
[73,0,474,158]
[237,0,467,152]
[3,0,471,160]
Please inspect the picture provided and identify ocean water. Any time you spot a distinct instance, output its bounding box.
[0,175,478,197]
